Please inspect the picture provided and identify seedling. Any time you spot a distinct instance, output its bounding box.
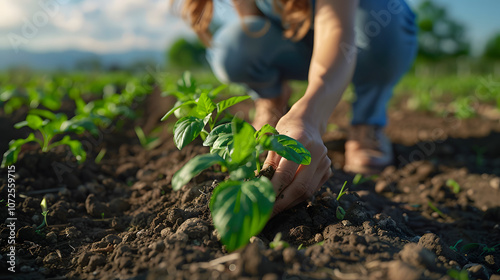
[335,181,348,220]
[134,126,160,150]
[461,242,500,256]
[449,239,463,251]
[269,232,289,249]
[447,269,469,280]
[446,179,461,194]
[101,213,105,220]
[36,197,49,230]
[95,148,107,164]
[172,118,311,251]
[1,109,95,168]
[427,201,446,218]
[352,174,378,185]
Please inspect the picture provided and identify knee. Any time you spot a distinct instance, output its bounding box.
[207,17,276,84]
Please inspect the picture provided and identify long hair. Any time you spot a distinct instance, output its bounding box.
[175,0,312,45]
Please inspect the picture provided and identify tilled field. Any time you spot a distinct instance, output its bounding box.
[1,97,500,280]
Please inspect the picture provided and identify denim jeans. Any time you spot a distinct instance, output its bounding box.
[206,0,418,126]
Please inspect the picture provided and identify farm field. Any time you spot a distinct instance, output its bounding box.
[1,70,500,280]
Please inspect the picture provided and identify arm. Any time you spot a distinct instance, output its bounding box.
[291,0,358,134]
[264,0,358,215]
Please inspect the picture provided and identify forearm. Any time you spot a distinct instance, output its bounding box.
[290,0,358,135]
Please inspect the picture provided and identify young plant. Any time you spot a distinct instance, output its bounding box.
[36,197,49,231]
[134,126,160,150]
[1,109,97,168]
[336,181,348,220]
[269,232,290,249]
[162,71,228,119]
[171,118,311,251]
[446,179,461,194]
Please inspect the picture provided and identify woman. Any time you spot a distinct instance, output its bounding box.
[178,0,417,215]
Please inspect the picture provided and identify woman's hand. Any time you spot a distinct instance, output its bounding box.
[263,113,332,216]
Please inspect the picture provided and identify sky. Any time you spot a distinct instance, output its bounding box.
[0,0,499,56]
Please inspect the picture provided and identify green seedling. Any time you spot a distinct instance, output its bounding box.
[173,118,311,251]
[165,75,312,251]
[447,269,469,280]
[1,109,96,168]
[36,197,49,230]
[95,148,107,164]
[162,71,228,120]
[472,145,486,167]
[462,242,500,256]
[446,179,461,194]
[450,239,463,251]
[101,213,105,219]
[336,181,348,220]
[134,126,160,150]
[269,232,290,249]
[352,174,378,185]
[427,201,446,218]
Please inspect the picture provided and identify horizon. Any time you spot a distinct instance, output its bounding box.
[0,0,499,58]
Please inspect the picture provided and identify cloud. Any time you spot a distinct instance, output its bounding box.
[0,0,195,53]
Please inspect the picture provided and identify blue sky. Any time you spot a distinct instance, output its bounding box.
[0,0,499,55]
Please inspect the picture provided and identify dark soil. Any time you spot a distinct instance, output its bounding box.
[1,96,500,280]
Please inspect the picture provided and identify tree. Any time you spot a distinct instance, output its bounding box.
[167,38,207,68]
[483,33,500,60]
[416,1,470,60]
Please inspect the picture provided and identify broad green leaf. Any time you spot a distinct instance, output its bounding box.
[161,100,196,121]
[41,96,61,111]
[203,123,232,147]
[172,154,225,190]
[55,136,87,163]
[216,96,250,113]
[173,116,205,150]
[29,109,57,120]
[209,84,227,98]
[1,133,40,168]
[261,135,311,165]
[212,134,234,149]
[196,92,216,116]
[229,161,257,181]
[210,177,275,252]
[211,147,231,161]
[254,124,278,140]
[25,114,45,130]
[63,117,100,136]
[230,118,256,164]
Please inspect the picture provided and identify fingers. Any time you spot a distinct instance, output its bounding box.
[272,154,332,216]
[271,158,300,194]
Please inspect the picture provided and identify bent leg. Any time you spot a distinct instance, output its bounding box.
[351,0,418,126]
[206,16,313,99]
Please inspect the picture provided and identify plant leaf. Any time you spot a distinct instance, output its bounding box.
[196,92,216,116]
[230,118,256,165]
[172,154,225,190]
[26,114,46,130]
[56,136,87,163]
[29,109,58,120]
[209,84,227,98]
[173,116,205,150]
[203,123,232,147]
[261,135,311,165]
[216,96,250,113]
[254,124,278,140]
[161,100,196,121]
[210,177,275,252]
[1,133,40,168]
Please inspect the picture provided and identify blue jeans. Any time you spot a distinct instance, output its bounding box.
[206,0,418,126]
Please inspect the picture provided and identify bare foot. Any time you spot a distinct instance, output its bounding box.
[252,83,292,130]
